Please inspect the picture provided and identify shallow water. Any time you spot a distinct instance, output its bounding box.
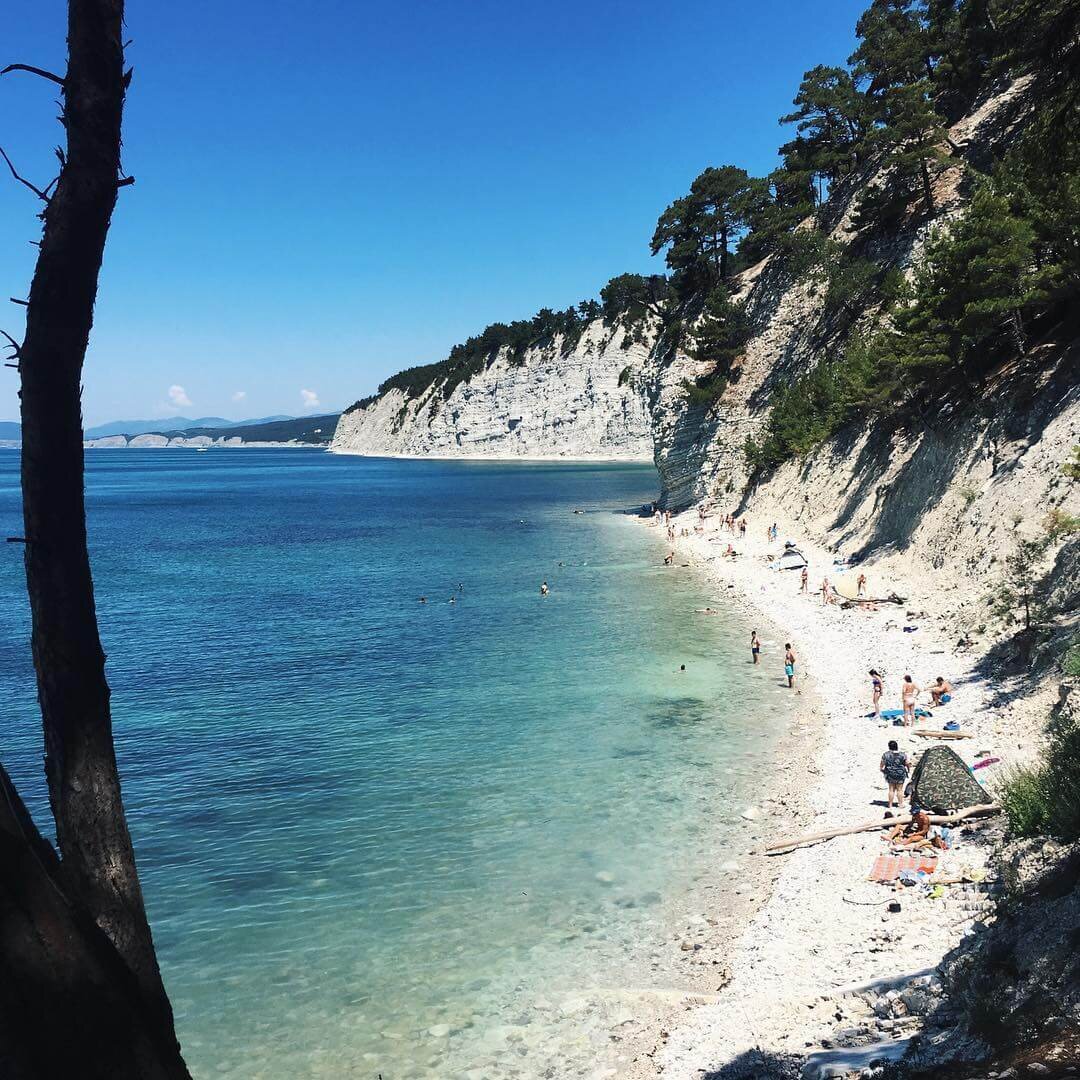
[0,449,795,1078]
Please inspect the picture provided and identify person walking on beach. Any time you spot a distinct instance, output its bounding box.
[870,669,884,718]
[800,565,809,594]
[901,674,920,725]
[820,576,831,605]
[751,631,761,665]
[857,572,867,598]
[784,643,796,688]
[739,519,747,538]
[880,740,910,809]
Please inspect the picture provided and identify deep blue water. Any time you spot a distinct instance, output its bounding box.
[0,449,794,1079]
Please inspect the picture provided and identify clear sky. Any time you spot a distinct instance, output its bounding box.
[1,0,866,425]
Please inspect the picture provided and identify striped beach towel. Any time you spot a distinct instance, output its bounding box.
[869,854,939,882]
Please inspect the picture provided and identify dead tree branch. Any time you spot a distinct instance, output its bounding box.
[0,146,51,202]
[1,63,66,86]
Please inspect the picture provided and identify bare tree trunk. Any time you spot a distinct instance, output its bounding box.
[1007,307,1027,354]
[7,1,189,1072]
[919,155,935,214]
[0,766,189,1080]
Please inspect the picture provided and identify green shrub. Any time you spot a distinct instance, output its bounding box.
[1063,638,1080,678]
[681,372,728,409]
[998,709,1080,842]
[1065,446,1080,480]
[1043,507,1080,539]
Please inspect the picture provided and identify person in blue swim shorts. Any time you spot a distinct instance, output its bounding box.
[930,676,953,706]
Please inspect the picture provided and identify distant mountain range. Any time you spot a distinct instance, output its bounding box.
[84,415,295,438]
[0,414,341,445]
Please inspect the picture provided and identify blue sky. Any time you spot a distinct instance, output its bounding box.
[1,0,865,425]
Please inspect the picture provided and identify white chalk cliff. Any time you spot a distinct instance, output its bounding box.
[333,79,1078,618]
[330,324,653,460]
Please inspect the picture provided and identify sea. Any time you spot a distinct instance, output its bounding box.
[0,448,797,1079]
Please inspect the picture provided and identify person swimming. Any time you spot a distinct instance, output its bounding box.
[540,581,549,595]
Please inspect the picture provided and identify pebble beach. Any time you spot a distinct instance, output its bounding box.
[616,505,1052,1080]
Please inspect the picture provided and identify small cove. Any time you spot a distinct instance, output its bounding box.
[0,449,799,1078]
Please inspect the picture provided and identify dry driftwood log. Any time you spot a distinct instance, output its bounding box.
[764,803,1000,855]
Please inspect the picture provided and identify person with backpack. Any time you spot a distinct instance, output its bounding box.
[880,739,910,809]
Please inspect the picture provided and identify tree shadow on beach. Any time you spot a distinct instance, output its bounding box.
[966,536,1080,713]
[701,1048,804,1080]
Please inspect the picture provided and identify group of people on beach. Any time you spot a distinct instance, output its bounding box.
[677,504,964,834]
[870,669,954,723]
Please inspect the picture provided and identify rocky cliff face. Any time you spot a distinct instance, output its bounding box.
[331,324,653,460]
[639,76,1080,617]
[647,76,1037,511]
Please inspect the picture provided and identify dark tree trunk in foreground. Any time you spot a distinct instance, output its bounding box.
[0,767,189,1080]
[2,1,190,1076]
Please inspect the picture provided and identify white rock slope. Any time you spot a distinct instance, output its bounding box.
[331,325,653,460]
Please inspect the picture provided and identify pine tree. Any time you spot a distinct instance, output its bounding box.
[651,166,770,292]
[779,65,870,188]
[851,0,954,213]
[892,185,1049,375]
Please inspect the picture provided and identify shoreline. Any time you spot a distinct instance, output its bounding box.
[618,506,1051,1078]
[327,446,654,463]
[605,512,827,1079]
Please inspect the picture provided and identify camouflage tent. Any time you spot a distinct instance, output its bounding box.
[910,745,992,814]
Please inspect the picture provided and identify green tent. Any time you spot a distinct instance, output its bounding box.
[910,745,992,814]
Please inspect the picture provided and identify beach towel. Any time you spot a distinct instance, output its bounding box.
[874,707,933,720]
[869,854,939,882]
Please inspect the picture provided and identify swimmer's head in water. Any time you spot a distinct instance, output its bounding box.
[679,664,685,671]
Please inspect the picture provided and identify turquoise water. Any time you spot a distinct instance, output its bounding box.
[0,449,794,1078]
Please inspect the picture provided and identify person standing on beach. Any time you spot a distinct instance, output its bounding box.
[751,631,761,665]
[739,519,747,538]
[857,572,867,597]
[901,674,920,725]
[880,740,910,809]
[870,669,884,717]
[784,643,796,688]
[800,565,809,593]
[820,576,831,605]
